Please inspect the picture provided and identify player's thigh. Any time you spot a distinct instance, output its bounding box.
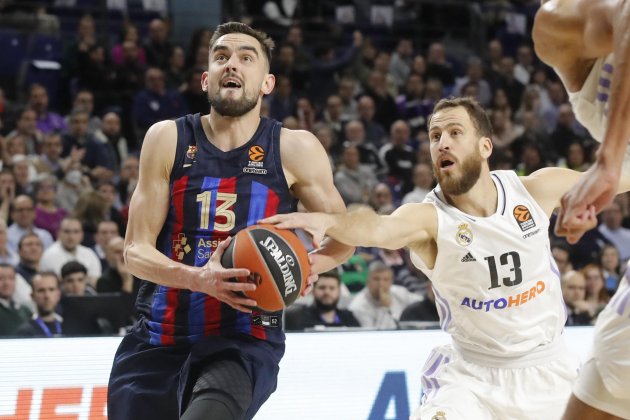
[563,394,623,420]
[108,334,187,420]
[571,358,630,420]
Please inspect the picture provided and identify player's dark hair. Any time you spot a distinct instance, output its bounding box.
[209,22,274,68]
[429,96,493,139]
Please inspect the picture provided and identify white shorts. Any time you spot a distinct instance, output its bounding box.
[411,343,579,420]
[573,274,630,418]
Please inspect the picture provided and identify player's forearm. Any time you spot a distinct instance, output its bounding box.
[599,0,630,170]
[124,242,198,290]
[309,238,355,274]
[324,207,388,248]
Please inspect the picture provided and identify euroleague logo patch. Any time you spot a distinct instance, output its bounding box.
[248,145,265,161]
[244,145,268,175]
[513,205,536,231]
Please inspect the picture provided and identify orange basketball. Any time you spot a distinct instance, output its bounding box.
[221,224,309,313]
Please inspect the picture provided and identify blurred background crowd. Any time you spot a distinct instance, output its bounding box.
[0,0,627,337]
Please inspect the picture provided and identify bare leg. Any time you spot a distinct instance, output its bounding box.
[563,394,624,420]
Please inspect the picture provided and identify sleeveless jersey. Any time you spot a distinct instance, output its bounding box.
[135,114,296,346]
[410,170,566,357]
[567,54,630,177]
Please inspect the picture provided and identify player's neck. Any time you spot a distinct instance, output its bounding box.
[444,173,498,217]
[204,109,262,152]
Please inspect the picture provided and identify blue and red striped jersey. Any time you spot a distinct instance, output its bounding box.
[135,114,296,346]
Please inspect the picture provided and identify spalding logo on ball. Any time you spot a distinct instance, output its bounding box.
[221,224,309,313]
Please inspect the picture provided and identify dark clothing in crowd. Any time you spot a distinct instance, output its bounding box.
[284,305,360,331]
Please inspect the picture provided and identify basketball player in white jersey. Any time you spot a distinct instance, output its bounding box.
[534,1,630,418]
[533,0,630,243]
[262,97,630,420]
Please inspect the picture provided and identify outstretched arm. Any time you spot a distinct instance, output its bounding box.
[124,121,254,312]
[261,203,436,252]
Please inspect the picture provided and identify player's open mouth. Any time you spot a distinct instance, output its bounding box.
[222,78,242,89]
[439,159,455,169]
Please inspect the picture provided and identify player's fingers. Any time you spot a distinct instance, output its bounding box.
[216,268,251,279]
[226,292,257,309]
[258,215,282,224]
[311,231,325,249]
[225,300,253,313]
[554,210,566,237]
[300,283,313,297]
[592,193,615,213]
[210,236,232,262]
[223,279,256,292]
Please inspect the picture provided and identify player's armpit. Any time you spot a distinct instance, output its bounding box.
[279,128,355,270]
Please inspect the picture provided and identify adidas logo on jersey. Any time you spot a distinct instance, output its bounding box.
[461,252,476,262]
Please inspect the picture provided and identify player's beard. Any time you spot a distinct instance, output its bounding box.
[434,149,483,196]
[208,86,258,117]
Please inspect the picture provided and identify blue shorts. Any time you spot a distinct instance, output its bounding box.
[107,324,285,420]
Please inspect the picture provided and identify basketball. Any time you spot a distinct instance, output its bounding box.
[221,224,310,313]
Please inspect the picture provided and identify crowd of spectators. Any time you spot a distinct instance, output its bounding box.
[0,1,628,336]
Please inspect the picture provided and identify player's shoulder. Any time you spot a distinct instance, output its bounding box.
[278,127,328,167]
[279,127,320,150]
[139,120,178,175]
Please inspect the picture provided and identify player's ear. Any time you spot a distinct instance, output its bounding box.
[480,136,493,159]
[261,73,275,95]
[201,71,209,93]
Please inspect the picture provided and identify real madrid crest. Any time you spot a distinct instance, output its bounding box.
[455,222,473,247]
[431,411,447,420]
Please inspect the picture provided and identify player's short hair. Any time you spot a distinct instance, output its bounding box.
[429,96,493,139]
[209,22,274,68]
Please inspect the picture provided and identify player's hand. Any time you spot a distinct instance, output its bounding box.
[556,162,619,244]
[259,212,330,250]
[300,254,319,297]
[192,237,256,313]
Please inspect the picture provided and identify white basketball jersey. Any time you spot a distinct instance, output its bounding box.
[411,170,566,358]
[567,54,630,176]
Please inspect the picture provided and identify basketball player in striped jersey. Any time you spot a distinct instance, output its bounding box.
[534,1,630,418]
[107,23,353,420]
[263,97,630,419]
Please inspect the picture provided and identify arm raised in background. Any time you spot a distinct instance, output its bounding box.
[123,120,254,312]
